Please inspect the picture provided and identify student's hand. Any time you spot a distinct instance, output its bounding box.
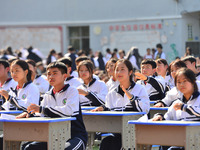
[77,89,89,96]
[152,115,163,121]
[91,106,104,112]
[134,72,147,81]
[16,112,30,119]
[154,102,164,107]
[0,90,9,100]
[173,102,183,111]
[27,104,40,114]
[121,85,133,99]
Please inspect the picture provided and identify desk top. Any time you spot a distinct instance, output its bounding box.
[0,110,23,114]
[150,107,169,110]
[0,117,76,123]
[82,111,146,116]
[128,120,200,126]
[81,106,96,110]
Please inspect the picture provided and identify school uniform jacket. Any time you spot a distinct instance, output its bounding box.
[78,78,108,106]
[0,78,17,105]
[163,92,200,121]
[7,81,40,110]
[33,75,49,95]
[64,76,81,88]
[136,75,165,101]
[39,84,87,145]
[155,81,200,107]
[105,82,150,113]
[106,78,120,92]
[196,72,200,81]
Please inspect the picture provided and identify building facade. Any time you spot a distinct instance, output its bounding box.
[0,0,200,62]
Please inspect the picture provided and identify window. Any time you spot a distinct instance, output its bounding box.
[69,26,90,53]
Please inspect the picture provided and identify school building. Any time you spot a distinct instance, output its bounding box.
[0,0,200,62]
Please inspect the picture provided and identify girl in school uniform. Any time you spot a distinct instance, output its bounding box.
[154,60,187,107]
[0,59,40,110]
[77,60,108,106]
[155,58,173,92]
[105,58,119,91]
[152,68,200,150]
[92,59,150,150]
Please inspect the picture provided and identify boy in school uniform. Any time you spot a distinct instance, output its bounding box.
[0,59,17,108]
[182,55,200,81]
[135,59,165,101]
[17,62,87,150]
[58,57,81,88]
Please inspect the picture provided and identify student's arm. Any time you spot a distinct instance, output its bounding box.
[85,82,108,106]
[8,85,40,110]
[126,86,150,113]
[154,87,179,107]
[180,103,200,117]
[146,77,165,100]
[40,87,79,118]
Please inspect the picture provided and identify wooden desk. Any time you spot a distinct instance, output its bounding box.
[0,110,23,133]
[128,120,200,150]
[149,107,168,118]
[0,117,75,150]
[82,111,145,150]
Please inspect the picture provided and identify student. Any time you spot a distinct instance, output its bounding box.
[105,58,119,91]
[16,62,88,150]
[64,46,77,71]
[0,59,17,107]
[92,59,150,149]
[154,43,166,60]
[155,59,172,92]
[143,48,153,59]
[152,68,200,150]
[26,59,49,95]
[0,59,40,110]
[77,60,108,106]
[93,51,107,70]
[46,49,57,65]
[154,60,187,107]
[126,47,141,70]
[58,57,81,88]
[182,56,200,80]
[135,59,165,101]
[75,56,100,80]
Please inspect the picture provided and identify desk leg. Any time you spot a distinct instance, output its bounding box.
[185,126,200,150]
[87,132,95,150]
[48,121,71,150]
[122,116,136,150]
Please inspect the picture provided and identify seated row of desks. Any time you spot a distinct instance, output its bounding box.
[1,106,199,150]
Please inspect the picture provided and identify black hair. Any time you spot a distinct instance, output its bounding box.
[105,58,118,74]
[172,59,187,68]
[47,61,67,74]
[141,59,157,69]
[68,46,75,52]
[182,56,197,67]
[115,59,134,82]
[156,43,163,49]
[11,59,32,82]
[58,57,72,67]
[175,68,198,93]
[106,48,111,53]
[156,58,168,66]
[26,59,36,67]
[77,60,94,80]
[0,59,9,68]
[75,56,90,64]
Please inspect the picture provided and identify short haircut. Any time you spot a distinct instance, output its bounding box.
[47,61,67,74]
[156,43,163,49]
[58,57,72,67]
[0,59,9,68]
[75,56,90,64]
[141,59,157,69]
[182,56,196,64]
[26,59,36,67]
